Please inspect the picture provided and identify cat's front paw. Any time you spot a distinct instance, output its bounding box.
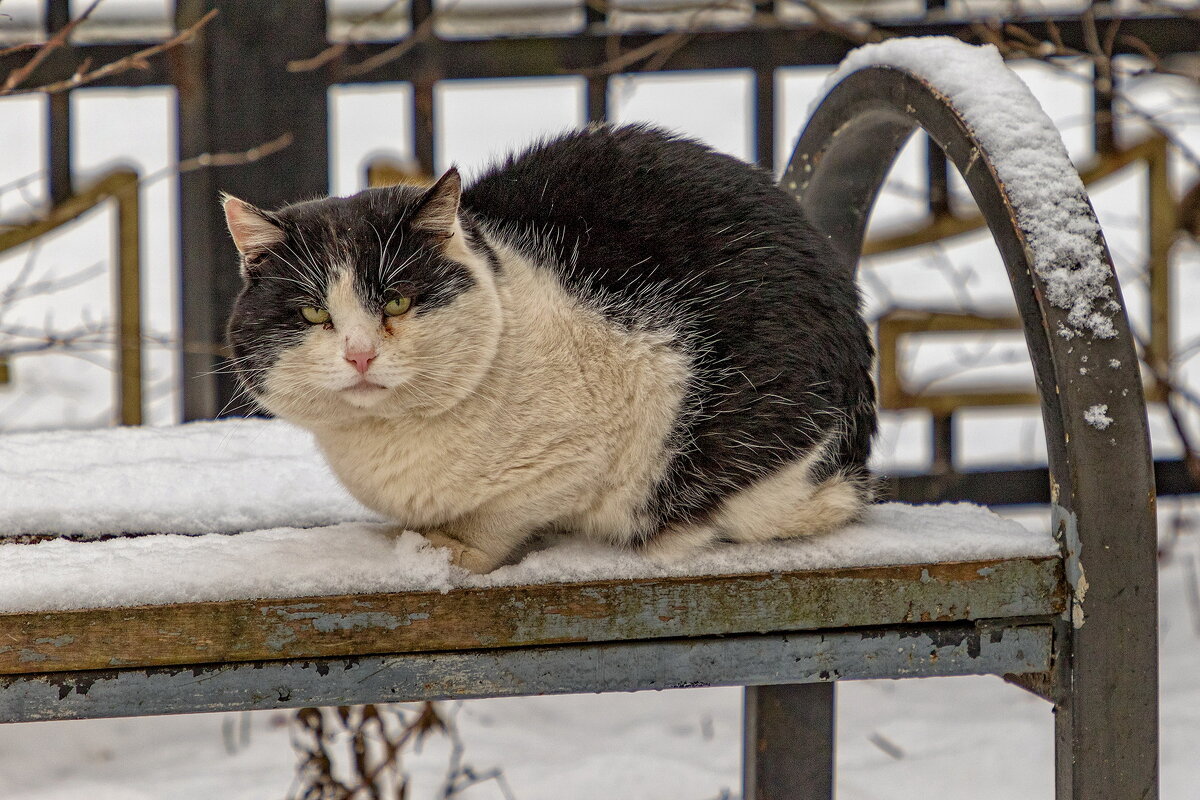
[421,531,502,574]
[640,522,721,564]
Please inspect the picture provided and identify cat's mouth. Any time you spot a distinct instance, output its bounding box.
[343,379,387,394]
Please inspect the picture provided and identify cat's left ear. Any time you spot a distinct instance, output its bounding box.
[409,168,461,240]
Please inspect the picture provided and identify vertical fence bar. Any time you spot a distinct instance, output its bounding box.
[412,0,437,176]
[45,0,73,206]
[585,3,608,123]
[413,78,436,176]
[755,68,775,173]
[175,0,329,420]
[1092,23,1116,158]
[1093,75,1115,155]
[926,135,950,218]
[586,75,608,124]
[931,412,953,473]
[1147,137,1175,373]
[114,173,143,425]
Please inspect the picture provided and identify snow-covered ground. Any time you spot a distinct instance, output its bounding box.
[3,14,1200,800]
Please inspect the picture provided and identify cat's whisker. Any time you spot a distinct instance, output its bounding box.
[378,213,407,283]
[382,249,420,285]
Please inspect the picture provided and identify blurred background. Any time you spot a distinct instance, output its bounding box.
[1,1,1198,798]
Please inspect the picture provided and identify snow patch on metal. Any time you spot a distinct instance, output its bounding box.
[1085,403,1114,430]
[819,37,1116,341]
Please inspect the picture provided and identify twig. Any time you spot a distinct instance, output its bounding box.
[288,1,453,77]
[436,703,517,800]
[1,0,104,93]
[175,132,295,174]
[286,0,408,73]
[0,322,173,358]
[0,261,109,307]
[0,43,40,60]
[585,29,692,76]
[0,241,44,323]
[792,0,885,46]
[0,9,218,97]
[0,133,293,234]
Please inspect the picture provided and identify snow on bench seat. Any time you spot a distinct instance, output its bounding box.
[0,419,1056,616]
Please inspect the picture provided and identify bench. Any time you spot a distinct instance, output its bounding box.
[0,39,1158,800]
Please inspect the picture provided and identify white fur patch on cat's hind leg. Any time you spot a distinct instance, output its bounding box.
[713,462,866,543]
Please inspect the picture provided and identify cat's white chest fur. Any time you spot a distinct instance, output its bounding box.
[310,250,691,554]
[313,415,500,528]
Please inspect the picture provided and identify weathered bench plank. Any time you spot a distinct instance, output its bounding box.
[0,622,1053,723]
[0,556,1062,675]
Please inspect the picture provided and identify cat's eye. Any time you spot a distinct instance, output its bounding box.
[384,297,412,317]
[301,306,331,325]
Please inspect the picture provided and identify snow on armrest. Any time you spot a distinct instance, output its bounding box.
[816,37,1116,342]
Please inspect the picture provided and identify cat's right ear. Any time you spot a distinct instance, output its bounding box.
[408,168,462,240]
[222,194,284,276]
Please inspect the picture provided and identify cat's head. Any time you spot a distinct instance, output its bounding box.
[223,169,503,426]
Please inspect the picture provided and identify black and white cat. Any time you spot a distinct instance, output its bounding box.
[224,124,876,573]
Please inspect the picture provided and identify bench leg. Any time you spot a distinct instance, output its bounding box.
[743,683,835,800]
[1053,623,1159,800]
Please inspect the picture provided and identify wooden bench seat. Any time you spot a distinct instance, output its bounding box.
[0,552,1061,721]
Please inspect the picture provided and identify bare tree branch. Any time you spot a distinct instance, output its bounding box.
[0,9,219,97]
[1,0,104,93]
[288,1,451,76]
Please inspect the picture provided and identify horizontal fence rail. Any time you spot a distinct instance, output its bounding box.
[2,1,1196,503]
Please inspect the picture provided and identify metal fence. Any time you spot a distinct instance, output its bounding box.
[3,0,1198,502]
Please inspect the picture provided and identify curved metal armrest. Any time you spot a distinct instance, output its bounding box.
[785,53,1158,797]
[786,62,1154,605]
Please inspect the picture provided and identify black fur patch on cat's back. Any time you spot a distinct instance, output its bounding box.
[462,124,877,522]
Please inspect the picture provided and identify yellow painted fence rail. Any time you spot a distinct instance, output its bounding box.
[0,170,142,425]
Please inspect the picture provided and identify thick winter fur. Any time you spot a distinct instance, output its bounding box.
[224,125,877,572]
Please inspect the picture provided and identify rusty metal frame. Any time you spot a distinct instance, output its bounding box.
[876,310,1035,414]
[0,170,143,425]
[1,623,1052,723]
[780,65,1157,800]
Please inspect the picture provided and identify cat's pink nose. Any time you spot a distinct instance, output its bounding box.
[344,349,377,374]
